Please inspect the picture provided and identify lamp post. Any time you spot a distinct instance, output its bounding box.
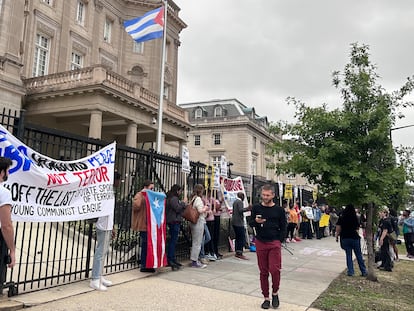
[390,124,414,141]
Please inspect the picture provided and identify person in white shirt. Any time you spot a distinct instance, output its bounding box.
[89,214,114,291]
[0,157,16,269]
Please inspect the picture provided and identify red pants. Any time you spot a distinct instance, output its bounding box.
[255,239,282,298]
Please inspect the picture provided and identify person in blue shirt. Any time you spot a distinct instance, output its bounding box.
[400,210,414,258]
[312,203,322,239]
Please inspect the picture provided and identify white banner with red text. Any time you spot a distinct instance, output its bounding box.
[0,124,115,222]
[220,176,250,216]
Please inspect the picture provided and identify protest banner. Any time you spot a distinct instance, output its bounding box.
[220,176,249,215]
[181,146,190,174]
[0,124,115,222]
[221,176,251,247]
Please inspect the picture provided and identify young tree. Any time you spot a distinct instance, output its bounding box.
[269,43,414,281]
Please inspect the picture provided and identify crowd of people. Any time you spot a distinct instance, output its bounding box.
[84,176,414,310]
[283,199,339,243]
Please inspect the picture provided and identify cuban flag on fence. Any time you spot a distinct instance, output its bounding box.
[142,190,167,268]
[124,7,164,43]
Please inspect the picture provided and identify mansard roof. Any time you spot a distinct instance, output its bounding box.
[179,98,269,128]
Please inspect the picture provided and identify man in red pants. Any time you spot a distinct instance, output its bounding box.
[249,184,286,309]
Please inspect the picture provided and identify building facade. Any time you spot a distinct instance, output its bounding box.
[0,0,189,154]
[180,98,313,195]
[180,99,277,179]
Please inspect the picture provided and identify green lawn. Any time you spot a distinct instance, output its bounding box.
[312,240,414,311]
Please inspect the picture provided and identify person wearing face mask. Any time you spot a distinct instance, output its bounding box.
[0,157,16,269]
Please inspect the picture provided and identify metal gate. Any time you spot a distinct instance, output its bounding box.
[1,108,232,295]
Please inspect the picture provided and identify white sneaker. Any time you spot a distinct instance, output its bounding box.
[205,254,216,261]
[290,238,297,243]
[101,277,112,287]
[89,279,107,291]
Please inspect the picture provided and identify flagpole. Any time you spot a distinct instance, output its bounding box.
[156,0,168,153]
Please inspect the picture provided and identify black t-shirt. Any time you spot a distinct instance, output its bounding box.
[336,215,360,239]
[379,218,393,237]
[249,203,287,242]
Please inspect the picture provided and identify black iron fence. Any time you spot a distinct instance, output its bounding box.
[0,108,232,296]
[0,107,311,296]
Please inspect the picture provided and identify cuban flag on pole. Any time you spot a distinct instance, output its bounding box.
[142,190,167,268]
[124,7,164,43]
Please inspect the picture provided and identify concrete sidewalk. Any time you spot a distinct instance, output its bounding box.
[1,236,346,310]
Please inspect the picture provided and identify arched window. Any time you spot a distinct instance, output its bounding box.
[195,108,203,119]
[214,106,222,117]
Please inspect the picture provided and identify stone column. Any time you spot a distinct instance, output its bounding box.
[88,110,102,139]
[126,122,137,148]
[178,140,185,157]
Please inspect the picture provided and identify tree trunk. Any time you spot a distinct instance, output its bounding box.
[365,202,378,281]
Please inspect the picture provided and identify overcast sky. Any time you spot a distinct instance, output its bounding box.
[173,0,414,148]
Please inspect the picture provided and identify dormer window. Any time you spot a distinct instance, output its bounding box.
[214,106,223,117]
[195,108,203,119]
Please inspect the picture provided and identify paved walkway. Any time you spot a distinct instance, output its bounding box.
[1,236,347,310]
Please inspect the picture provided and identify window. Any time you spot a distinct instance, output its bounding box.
[32,34,50,77]
[195,108,202,119]
[103,19,112,43]
[214,106,222,117]
[76,1,85,26]
[133,41,144,54]
[194,135,200,146]
[252,158,257,175]
[71,52,83,70]
[253,136,257,149]
[213,133,221,145]
[211,156,221,167]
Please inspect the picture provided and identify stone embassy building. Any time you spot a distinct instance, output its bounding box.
[0,0,189,155]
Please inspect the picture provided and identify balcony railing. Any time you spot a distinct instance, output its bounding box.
[23,65,188,123]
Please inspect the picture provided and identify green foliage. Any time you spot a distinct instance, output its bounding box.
[269,43,414,208]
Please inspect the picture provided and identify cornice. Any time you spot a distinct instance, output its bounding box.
[23,83,191,130]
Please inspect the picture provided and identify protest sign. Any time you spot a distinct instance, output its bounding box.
[0,124,115,222]
[220,176,249,215]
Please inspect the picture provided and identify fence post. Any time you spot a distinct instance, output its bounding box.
[148,148,154,181]
[17,109,26,139]
[85,223,94,278]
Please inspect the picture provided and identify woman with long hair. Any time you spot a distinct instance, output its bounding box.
[188,184,209,268]
[335,204,367,276]
[165,184,186,270]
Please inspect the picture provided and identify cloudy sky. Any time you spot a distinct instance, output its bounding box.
[173,0,414,148]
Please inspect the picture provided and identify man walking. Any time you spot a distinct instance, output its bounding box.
[132,179,155,273]
[249,184,286,309]
[0,157,16,269]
